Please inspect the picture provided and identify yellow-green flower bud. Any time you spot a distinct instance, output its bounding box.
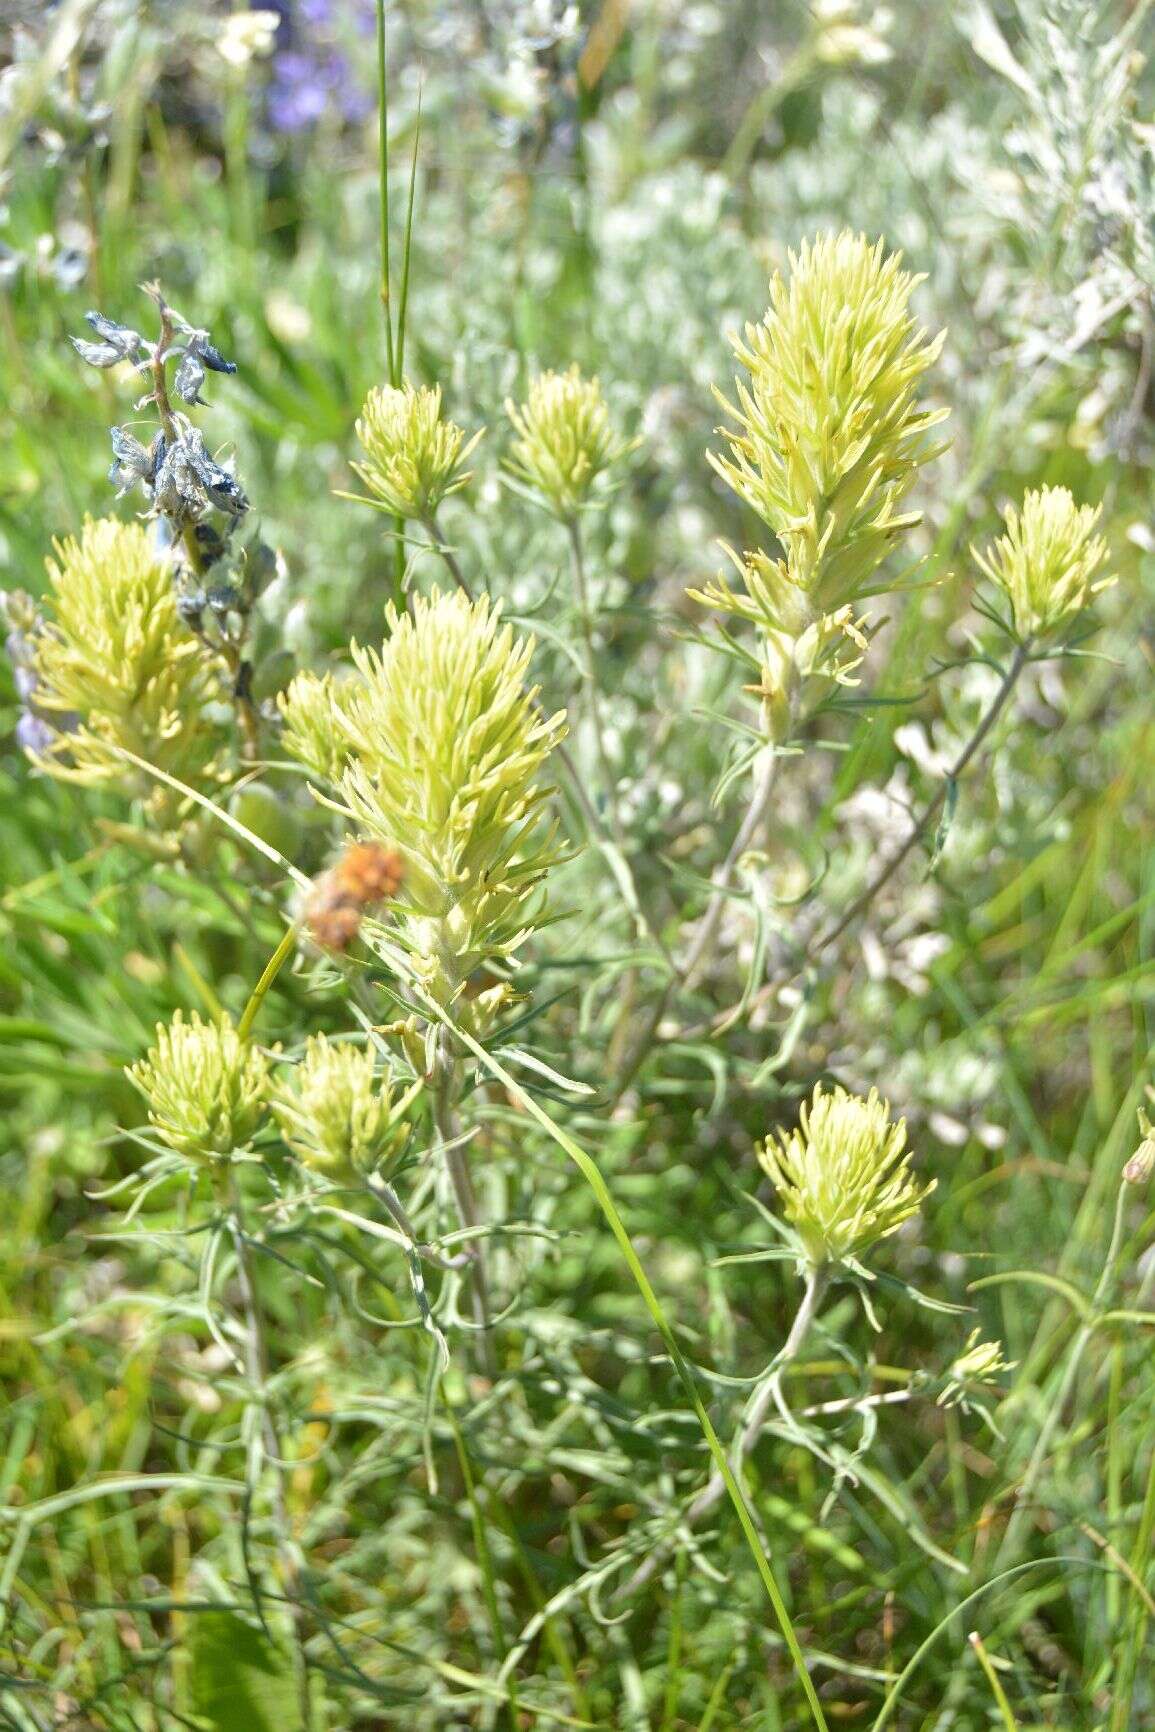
[353,381,481,521]
[1124,1107,1155,1186]
[939,1329,1015,1408]
[972,485,1113,642]
[505,364,636,521]
[707,231,947,629]
[758,1083,934,1269]
[32,516,224,798]
[127,1010,269,1162]
[272,1034,407,1175]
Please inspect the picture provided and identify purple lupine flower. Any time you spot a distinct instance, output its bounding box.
[265,1,375,134]
[15,711,57,756]
[13,664,37,702]
[2,591,79,758]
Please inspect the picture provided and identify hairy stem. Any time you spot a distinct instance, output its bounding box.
[422,511,473,599]
[433,1026,497,1378]
[817,640,1031,954]
[614,730,785,1096]
[618,1265,828,1600]
[565,515,623,847]
[227,1178,313,1730]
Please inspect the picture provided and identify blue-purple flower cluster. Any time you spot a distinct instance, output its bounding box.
[265,0,375,134]
[1,590,76,757]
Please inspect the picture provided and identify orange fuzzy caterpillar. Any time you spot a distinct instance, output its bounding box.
[304,841,405,953]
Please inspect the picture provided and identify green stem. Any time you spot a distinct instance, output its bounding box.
[565,515,622,846]
[238,923,298,1042]
[375,0,406,614]
[422,512,474,599]
[614,711,787,1097]
[226,1174,313,1730]
[375,0,395,386]
[993,1181,1129,1572]
[446,1399,520,1730]
[817,640,1031,954]
[433,1026,497,1379]
[721,44,816,181]
[968,1631,1019,1732]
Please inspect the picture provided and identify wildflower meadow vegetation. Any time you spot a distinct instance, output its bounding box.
[2,3,1155,1727]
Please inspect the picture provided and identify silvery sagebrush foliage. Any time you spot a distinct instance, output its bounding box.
[967,0,1155,352]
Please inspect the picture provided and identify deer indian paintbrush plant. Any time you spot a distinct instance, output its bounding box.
[6,221,1133,1729]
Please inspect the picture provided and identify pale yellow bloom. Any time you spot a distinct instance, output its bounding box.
[277,668,349,783]
[758,1083,934,1268]
[505,365,636,520]
[354,381,481,520]
[272,1034,407,1175]
[973,485,1113,640]
[32,517,224,800]
[281,589,567,1002]
[939,1329,1015,1408]
[707,231,947,625]
[128,1011,269,1162]
[697,232,946,738]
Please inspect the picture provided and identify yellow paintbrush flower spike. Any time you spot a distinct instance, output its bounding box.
[758,1083,934,1269]
[353,380,482,521]
[972,484,1113,641]
[31,516,223,796]
[281,588,567,1002]
[505,364,637,521]
[272,1034,407,1175]
[693,232,947,738]
[127,1010,269,1162]
[706,231,947,621]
